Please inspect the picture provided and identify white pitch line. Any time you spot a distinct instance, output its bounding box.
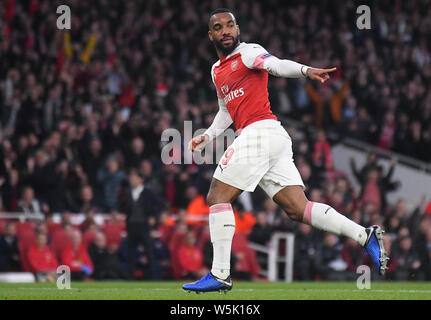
[4,287,431,294]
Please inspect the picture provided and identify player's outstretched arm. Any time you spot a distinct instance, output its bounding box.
[262,56,336,83]
[243,45,336,83]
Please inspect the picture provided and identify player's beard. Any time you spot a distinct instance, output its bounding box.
[213,34,240,56]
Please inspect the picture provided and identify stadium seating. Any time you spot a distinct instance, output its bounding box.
[232,233,261,278]
[82,230,97,248]
[17,229,36,273]
[50,229,71,261]
[103,222,126,247]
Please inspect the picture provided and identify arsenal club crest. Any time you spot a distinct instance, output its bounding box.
[221,85,229,95]
[230,59,238,71]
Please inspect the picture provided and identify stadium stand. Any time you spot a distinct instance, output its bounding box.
[0,0,431,281]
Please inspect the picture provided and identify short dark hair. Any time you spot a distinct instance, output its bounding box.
[129,168,144,179]
[208,8,237,27]
[210,8,234,17]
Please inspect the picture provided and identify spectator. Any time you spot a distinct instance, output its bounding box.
[119,168,163,279]
[351,157,399,213]
[297,161,322,190]
[425,199,431,218]
[0,0,431,282]
[385,214,402,235]
[393,235,424,281]
[96,155,127,211]
[149,229,171,279]
[248,212,273,246]
[294,224,317,280]
[81,137,104,198]
[25,150,56,208]
[262,199,287,232]
[88,232,125,280]
[49,160,74,212]
[126,137,147,169]
[377,112,396,150]
[315,234,349,281]
[423,228,431,280]
[414,217,431,280]
[177,229,208,279]
[77,185,98,213]
[140,159,162,195]
[0,222,20,271]
[35,222,50,243]
[361,168,383,213]
[27,232,58,282]
[233,203,256,235]
[16,186,42,215]
[341,238,364,272]
[61,229,94,281]
[185,186,209,224]
[305,80,350,128]
[381,236,398,280]
[1,168,20,211]
[312,129,334,172]
[231,233,261,280]
[350,152,380,184]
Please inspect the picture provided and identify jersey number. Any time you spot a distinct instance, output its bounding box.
[221,147,235,165]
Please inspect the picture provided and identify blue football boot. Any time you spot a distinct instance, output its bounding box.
[183,272,232,294]
[363,225,389,275]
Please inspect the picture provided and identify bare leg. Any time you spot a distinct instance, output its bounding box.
[272,185,308,221]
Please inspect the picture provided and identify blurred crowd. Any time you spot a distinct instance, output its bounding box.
[1,0,431,281]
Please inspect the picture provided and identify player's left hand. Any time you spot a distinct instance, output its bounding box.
[307,67,337,83]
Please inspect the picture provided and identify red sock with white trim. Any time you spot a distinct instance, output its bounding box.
[303,201,367,246]
[209,203,236,279]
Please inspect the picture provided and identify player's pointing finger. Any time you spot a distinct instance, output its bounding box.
[323,67,337,73]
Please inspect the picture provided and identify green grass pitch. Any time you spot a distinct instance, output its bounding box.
[0,281,431,300]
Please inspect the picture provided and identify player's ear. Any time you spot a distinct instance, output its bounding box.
[236,24,240,36]
[208,30,213,42]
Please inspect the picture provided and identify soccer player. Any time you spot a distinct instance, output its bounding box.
[183,8,388,293]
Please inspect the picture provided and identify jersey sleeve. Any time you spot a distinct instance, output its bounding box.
[241,43,309,78]
[205,62,233,141]
[203,98,233,142]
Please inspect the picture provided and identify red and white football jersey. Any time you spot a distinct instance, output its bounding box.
[211,42,278,130]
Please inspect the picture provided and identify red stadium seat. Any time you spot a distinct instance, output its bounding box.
[232,232,261,278]
[158,224,175,246]
[103,222,126,247]
[197,229,210,250]
[231,232,249,252]
[16,221,36,238]
[0,220,8,234]
[18,229,36,272]
[50,229,71,261]
[169,231,186,279]
[47,222,62,237]
[82,230,96,248]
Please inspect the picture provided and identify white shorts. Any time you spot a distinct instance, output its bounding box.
[213,119,304,199]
